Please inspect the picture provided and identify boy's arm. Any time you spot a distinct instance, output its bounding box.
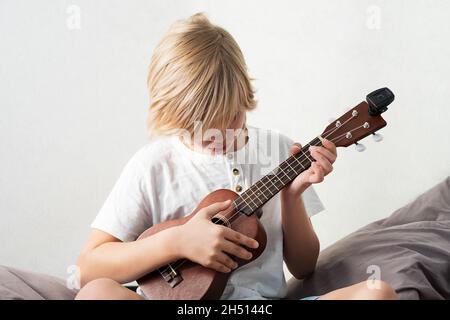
[77,227,181,286]
[281,138,337,279]
[280,190,320,279]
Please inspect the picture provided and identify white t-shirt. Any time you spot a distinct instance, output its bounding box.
[91,126,324,300]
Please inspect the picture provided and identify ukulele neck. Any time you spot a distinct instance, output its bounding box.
[234,136,323,216]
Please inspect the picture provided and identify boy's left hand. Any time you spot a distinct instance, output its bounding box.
[284,138,337,196]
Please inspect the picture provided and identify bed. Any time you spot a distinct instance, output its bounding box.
[1,177,449,300]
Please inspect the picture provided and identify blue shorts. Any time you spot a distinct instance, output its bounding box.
[137,286,321,300]
[301,295,320,300]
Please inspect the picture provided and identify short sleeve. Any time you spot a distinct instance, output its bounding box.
[301,185,325,217]
[91,156,153,242]
[279,132,325,217]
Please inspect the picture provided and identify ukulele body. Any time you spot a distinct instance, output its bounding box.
[136,189,267,300]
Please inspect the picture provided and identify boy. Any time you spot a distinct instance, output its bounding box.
[75,13,397,300]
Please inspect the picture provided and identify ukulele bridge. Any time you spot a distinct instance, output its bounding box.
[160,264,183,288]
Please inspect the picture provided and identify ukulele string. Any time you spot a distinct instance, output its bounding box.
[231,115,356,213]
[166,138,325,273]
[231,111,360,211]
[321,111,358,139]
[237,119,368,217]
[166,139,321,273]
[163,127,353,274]
[162,119,359,274]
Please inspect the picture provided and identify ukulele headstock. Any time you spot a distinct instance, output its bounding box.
[321,88,394,148]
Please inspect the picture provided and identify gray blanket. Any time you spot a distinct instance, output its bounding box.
[288,177,450,300]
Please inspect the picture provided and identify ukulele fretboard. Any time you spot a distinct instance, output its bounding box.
[234,136,322,216]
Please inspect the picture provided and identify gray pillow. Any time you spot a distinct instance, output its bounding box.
[287,177,450,300]
[0,265,77,300]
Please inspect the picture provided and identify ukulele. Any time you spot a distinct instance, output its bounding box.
[136,87,395,300]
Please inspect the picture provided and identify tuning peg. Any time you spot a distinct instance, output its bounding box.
[355,142,366,152]
[372,132,383,142]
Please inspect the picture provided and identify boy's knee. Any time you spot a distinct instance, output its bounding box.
[75,278,120,300]
[357,280,398,300]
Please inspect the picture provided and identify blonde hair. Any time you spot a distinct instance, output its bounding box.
[147,12,256,137]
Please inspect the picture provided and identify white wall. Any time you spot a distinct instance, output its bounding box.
[1,0,449,280]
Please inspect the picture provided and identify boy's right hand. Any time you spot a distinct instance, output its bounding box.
[176,200,259,273]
